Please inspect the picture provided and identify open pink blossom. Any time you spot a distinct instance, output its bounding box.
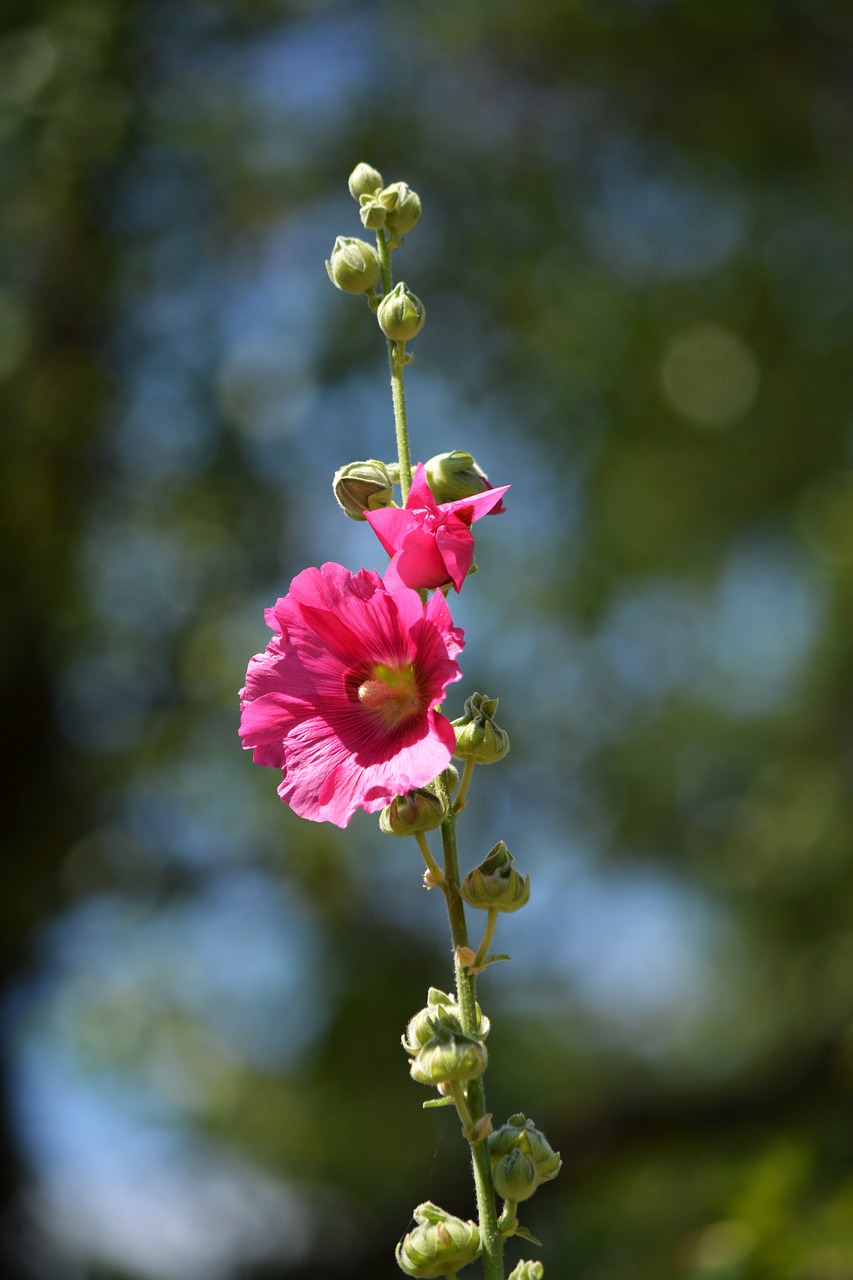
[365,462,509,592]
[239,562,464,827]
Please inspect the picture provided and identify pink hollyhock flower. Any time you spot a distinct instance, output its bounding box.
[239,562,464,827]
[365,462,509,593]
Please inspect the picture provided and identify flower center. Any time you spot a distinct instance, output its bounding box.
[357,663,421,728]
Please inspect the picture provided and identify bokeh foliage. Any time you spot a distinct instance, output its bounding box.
[3,1,853,1278]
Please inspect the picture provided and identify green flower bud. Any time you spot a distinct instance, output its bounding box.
[518,1130,562,1184]
[396,1202,480,1278]
[380,785,448,836]
[508,1262,545,1280]
[347,161,383,200]
[402,988,490,1056]
[379,181,423,235]
[452,693,510,765]
[359,194,386,230]
[377,282,426,342]
[488,1115,562,1186]
[325,236,380,295]
[332,459,394,520]
[402,989,458,1055]
[462,841,530,913]
[409,1023,488,1086]
[425,451,503,507]
[492,1148,539,1203]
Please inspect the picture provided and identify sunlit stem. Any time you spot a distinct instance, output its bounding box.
[434,774,505,1280]
[453,758,476,813]
[416,831,445,887]
[472,909,499,971]
[376,229,413,500]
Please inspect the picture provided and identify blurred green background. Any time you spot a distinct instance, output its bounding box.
[4,0,853,1277]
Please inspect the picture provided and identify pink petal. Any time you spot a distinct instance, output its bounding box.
[404,463,438,512]
[425,590,465,661]
[384,527,454,591]
[238,562,466,827]
[435,519,475,592]
[440,484,510,524]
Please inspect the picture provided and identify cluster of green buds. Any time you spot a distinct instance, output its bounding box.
[348,162,423,237]
[402,987,490,1056]
[452,693,510,765]
[396,1202,480,1278]
[508,1263,545,1280]
[332,449,500,524]
[488,1114,562,1204]
[404,988,490,1088]
[462,841,530,913]
[327,162,426,347]
[408,1021,488,1088]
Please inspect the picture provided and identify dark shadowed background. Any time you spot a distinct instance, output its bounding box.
[4,1,853,1277]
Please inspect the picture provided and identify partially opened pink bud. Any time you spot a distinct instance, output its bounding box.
[365,463,509,593]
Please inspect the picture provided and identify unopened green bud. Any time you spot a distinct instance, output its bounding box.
[452,693,510,764]
[462,841,530,913]
[379,181,422,235]
[492,1148,539,1203]
[348,161,383,200]
[378,282,426,342]
[325,236,380,295]
[425,451,503,507]
[332,459,394,520]
[410,1024,488,1086]
[488,1115,562,1186]
[396,1202,480,1278]
[402,988,490,1056]
[380,785,448,836]
[402,989,458,1055]
[359,194,386,230]
[509,1263,545,1280]
[515,1125,561,1183]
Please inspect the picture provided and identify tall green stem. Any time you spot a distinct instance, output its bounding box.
[374,219,501,1278]
[376,230,413,500]
[437,789,504,1280]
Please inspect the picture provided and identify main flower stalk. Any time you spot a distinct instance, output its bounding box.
[376,229,414,501]
[246,161,562,1279]
[436,777,505,1280]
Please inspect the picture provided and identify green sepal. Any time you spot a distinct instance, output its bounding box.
[422,1097,456,1109]
[513,1228,543,1247]
[462,840,529,913]
[451,693,510,765]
